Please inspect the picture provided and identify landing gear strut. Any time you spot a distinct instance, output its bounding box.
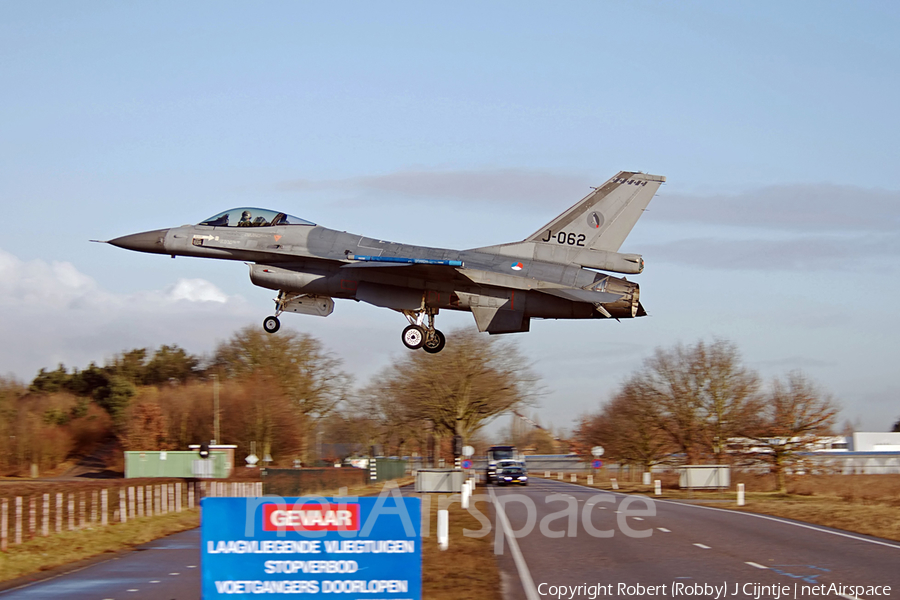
[263,290,292,334]
[400,308,445,353]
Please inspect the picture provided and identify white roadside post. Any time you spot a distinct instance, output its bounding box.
[14,497,22,545]
[654,480,662,496]
[461,479,470,509]
[437,509,449,551]
[611,478,619,490]
[42,494,49,536]
[590,447,604,490]
[642,472,651,485]
[737,483,745,506]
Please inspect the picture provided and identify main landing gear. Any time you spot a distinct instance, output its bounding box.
[401,309,446,353]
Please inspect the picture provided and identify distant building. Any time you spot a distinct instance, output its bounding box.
[851,432,900,452]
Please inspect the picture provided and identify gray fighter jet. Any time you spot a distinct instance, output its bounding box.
[106,171,664,353]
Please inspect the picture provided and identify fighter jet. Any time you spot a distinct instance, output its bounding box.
[106,171,664,353]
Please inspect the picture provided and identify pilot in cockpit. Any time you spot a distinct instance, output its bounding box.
[238,210,253,227]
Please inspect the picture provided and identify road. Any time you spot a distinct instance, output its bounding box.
[3,478,898,599]
[491,478,900,600]
[0,528,200,600]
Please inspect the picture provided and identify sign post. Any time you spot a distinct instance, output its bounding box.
[202,495,421,598]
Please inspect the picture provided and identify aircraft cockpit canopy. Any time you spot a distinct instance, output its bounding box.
[199,208,315,228]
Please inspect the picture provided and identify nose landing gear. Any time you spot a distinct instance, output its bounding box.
[263,315,281,333]
[400,308,446,353]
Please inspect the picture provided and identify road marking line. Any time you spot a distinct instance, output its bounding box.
[489,487,540,600]
[746,562,768,569]
[657,527,671,532]
[646,496,900,551]
[169,572,180,575]
[838,595,864,600]
[187,565,197,568]
[632,517,644,520]
[127,589,139,592]
[150,580,160,583]
[693,543,710,549]
[544,477,900,551]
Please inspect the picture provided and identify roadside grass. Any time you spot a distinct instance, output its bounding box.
[420,495,500,600]
[0,509,200,583]
[545,473,900,542]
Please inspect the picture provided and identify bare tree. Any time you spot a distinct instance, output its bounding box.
[361,328,538,445]
[212,327,349,419]
[123,401,170,451]
[739,371,840,492]
[577,379,671,470]
[637,339,760,464]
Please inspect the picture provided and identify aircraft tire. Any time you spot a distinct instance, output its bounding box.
[401,325,426,349]
[422,329,446,354]
[263,316,281,334]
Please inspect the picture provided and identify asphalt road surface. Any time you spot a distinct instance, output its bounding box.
[0,528,200,600]
[491,478,900,600]
[3,478,899,599]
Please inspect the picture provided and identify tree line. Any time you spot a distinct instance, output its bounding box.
[575,340,841,491]
[0,327,534,476]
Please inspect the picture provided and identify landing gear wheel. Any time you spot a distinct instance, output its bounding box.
[263,316,281,333]
[401,325,426,349]
[422,329,446,354]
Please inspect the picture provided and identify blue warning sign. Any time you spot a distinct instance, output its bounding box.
[201,495,421,598]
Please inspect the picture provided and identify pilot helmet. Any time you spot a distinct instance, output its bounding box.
[241,210,251,220]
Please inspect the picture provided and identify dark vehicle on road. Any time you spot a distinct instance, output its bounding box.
[486,445,518,484]
[497,465,528,486]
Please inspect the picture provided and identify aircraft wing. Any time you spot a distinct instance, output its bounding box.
[536,287,624,304]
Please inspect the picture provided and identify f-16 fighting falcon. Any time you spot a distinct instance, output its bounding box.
[105,171,664,353]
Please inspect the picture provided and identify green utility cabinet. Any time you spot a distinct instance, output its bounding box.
[124,450,228,478]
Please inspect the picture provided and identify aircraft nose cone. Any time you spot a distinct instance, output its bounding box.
[108,229,170,254]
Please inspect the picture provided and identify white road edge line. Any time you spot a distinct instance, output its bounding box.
[693,543,711,549]
[745,562,768,569]
[489,487,540,600]
[547,478,900,551]
[657,527,671,532]
[838,595,864,600]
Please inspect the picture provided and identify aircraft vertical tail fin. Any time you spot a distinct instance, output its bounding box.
[525,171,664,252]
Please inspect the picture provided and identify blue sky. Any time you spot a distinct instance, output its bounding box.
[1,1,898,434]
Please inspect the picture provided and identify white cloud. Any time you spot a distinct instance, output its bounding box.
[0,248,251,380]
[650,184,900,232]
[166,278,229,303]
[644,233,900,271]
